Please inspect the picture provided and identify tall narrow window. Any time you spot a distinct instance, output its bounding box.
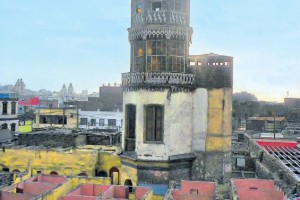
[2,102,8,115]
[145,105,163,142]
[126,105,136,151]
[10,123,16,132]
[126,105,136,139]
[134,40,145,72]
[138,48,143,57]
[11,102,16,115]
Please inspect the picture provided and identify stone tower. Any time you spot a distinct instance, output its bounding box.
[68,83,74,96]
[14,79,25,93]
[120,0,233,188]
[60,84,67,98]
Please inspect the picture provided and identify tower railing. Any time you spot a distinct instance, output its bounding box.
[122,72,195,87]
[132,10,187,26]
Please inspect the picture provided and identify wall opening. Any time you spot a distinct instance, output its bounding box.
[11,123,16,132]
[190,189,198,195]
[50,171,58,175]
[124,179,133,193]
[1,123,8,129]
[2,167,9,172]
[97,170,108,177]
[145,105,164,142]
[109,167,119,185]
[78,172,88,177]
[125,104,136,151]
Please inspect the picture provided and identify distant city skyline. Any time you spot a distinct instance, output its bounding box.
[0,0,299,102]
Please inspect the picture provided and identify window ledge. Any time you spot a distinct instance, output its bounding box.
[143,141,164,145]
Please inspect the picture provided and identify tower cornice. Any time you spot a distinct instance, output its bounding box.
[128,26,193,42]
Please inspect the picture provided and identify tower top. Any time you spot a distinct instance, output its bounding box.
[129,0,192,41]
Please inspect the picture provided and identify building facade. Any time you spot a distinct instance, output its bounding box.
[78,110,123,131]
[0,94,18,132]
[34,108,77,128]
[121,0,233,187]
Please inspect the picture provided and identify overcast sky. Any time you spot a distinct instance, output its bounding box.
[0,0,299,102]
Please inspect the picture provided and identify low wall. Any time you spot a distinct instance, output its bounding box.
[18,133,85,148]
[244,134,300,195]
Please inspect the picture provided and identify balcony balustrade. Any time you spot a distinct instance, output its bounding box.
[122,72,195,87]
[132,10,187,26]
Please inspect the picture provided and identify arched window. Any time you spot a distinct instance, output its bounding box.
[124,179,133,193]
[109,167,120,185]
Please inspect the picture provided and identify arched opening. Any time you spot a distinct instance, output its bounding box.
[1,123,8,129]
[50,171,58,175]
[2,167,9,172]
[124,179,133,193]
[97,170,108,177]
[78,172,88,177]
[12,169,20,173]
[10,123,16,132]
[109,167,119,185]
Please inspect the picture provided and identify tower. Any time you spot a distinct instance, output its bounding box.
[60,84,67,98]
[68,83,74,96]
[121,0,233,189]
[13,79,25,94]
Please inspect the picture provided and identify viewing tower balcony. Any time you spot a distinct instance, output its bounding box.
[132,10,188,27]
[122,72,195,88]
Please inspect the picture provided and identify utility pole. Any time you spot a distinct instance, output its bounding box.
[273,111,276,140]
[49,102,53,127]
[62,103,65,128]
[76,104,79,129]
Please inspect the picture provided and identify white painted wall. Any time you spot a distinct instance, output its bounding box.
[0,99,19,131]
[78,110,123,130]
[192,89,208,152]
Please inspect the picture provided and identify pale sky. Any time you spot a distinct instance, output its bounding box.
[0,0,299,102]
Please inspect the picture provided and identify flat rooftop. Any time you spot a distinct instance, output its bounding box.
[256,140,300,180]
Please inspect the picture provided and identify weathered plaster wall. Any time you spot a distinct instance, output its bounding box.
[123,89,204,160]
[18,133,83,148]
[34,109,77,129]
[191,88,232,183]
[120,159,138,186]
[97,152,121,180]
[205,88,232,153]
[192,88,208,152]
[0,148,111,177]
